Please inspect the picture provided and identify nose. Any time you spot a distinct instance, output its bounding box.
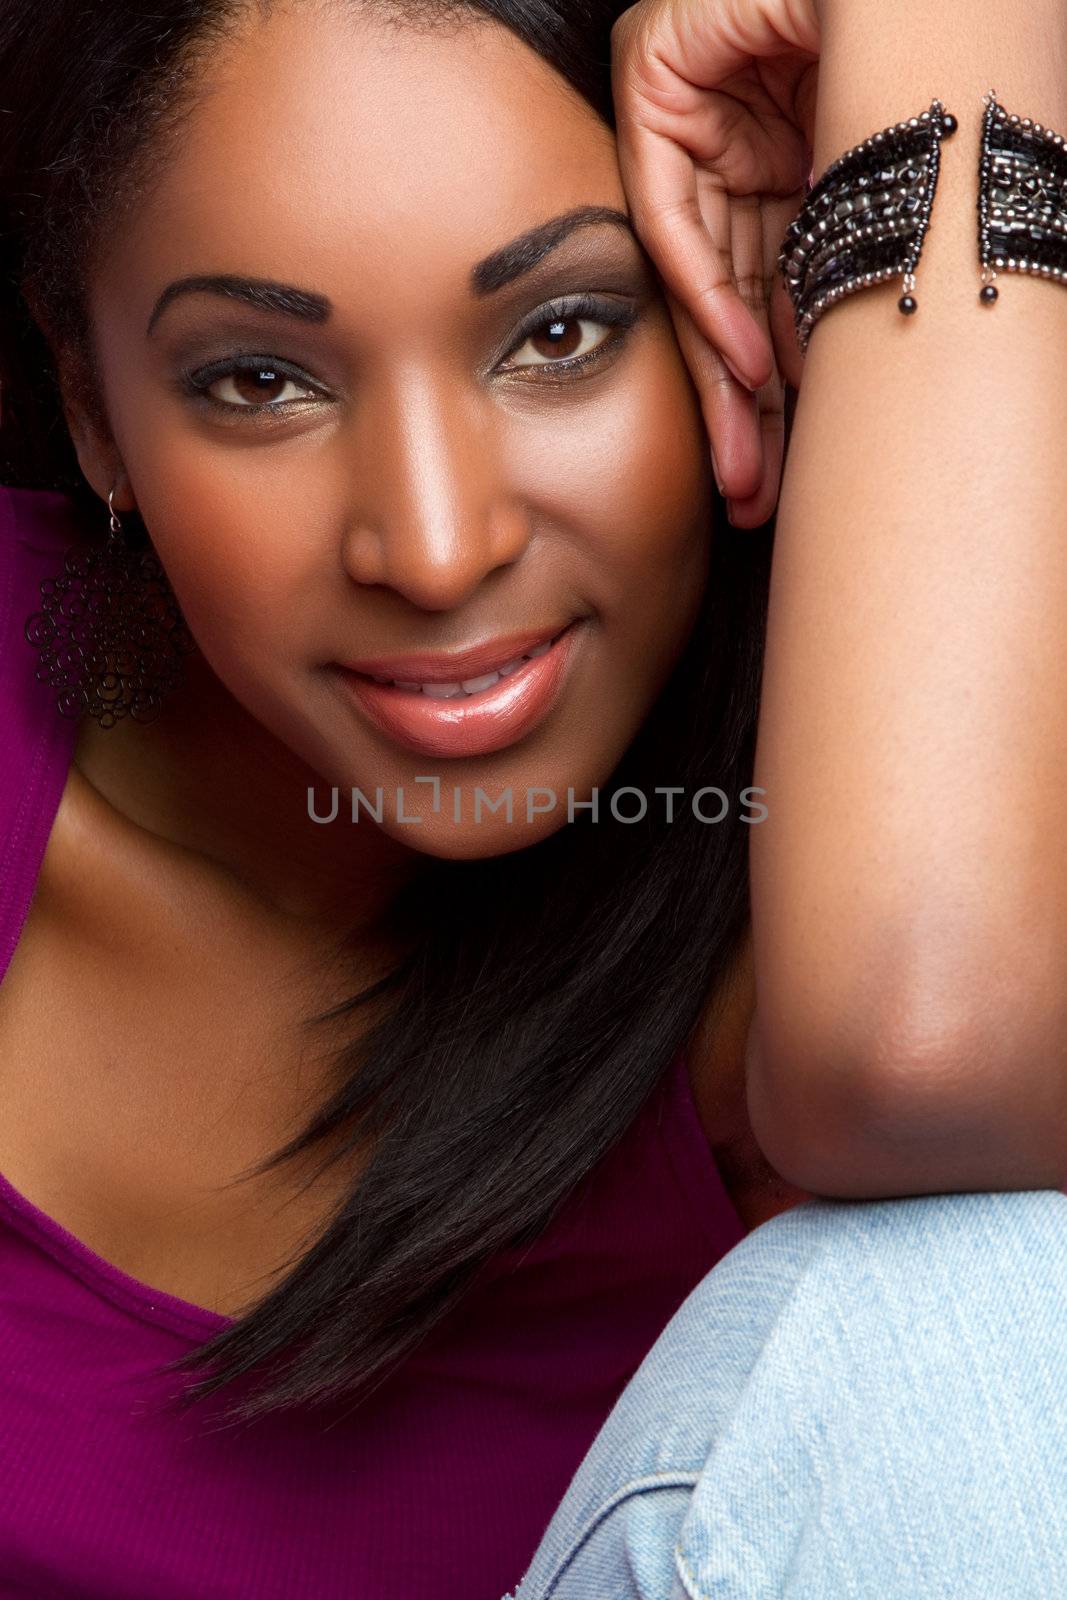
[339,368,531,611]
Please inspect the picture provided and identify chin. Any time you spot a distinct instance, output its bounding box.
[381,809,567,862]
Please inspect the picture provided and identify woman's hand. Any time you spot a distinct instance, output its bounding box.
[611,0,820,526]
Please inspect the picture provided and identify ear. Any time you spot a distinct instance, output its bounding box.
[20,275,133,513]
[40,321,134,515]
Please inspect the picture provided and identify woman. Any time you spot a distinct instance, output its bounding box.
[0,3,799,1595]
[0,3,1063,1600]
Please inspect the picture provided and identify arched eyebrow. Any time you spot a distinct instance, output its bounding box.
[470,206,636,295]
[145,206,636,335]
[147,275,331,335]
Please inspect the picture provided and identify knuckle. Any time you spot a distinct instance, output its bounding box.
[609,5,638,47]
[734,271,774,313]
[640,198,728,269]
[705,371,739,398]
[692,275,733,311]
[698,356,741,396]
[643,190,699,228]
[610,5,656,89]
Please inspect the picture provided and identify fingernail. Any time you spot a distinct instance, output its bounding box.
[723,353,760,392]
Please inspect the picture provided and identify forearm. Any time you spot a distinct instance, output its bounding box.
[749,0,1067,1193]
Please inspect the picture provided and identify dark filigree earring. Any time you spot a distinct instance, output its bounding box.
[24,486,196,728]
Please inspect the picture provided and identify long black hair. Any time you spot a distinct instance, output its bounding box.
[0,0,773,1422]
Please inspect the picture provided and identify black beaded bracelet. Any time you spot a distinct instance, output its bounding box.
[978,91,1067,304]
[779,101,958,352]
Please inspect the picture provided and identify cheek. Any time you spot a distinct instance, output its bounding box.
[596,358,711,594]
[115,441,322,687]
[91,337,327,692]
[515,334,713,654]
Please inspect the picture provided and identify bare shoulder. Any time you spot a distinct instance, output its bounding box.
[686,934,813,1228]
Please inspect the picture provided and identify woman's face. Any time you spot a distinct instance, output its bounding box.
[79,1,713,859]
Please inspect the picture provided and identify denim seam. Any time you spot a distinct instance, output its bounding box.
[525,1472,702,1599]
[522,1214,838,1600]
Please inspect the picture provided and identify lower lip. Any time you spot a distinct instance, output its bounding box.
[331,621,586,759]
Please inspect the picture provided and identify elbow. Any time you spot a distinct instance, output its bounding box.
[745,999,1067,1199]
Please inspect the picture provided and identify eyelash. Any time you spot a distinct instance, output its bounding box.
[500,293,639,378]
[178,293,640,420]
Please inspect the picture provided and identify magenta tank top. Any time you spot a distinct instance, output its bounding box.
[0,484,746,1600]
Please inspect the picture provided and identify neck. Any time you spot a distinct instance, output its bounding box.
[72,646,422,939]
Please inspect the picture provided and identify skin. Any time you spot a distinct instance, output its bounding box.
[0,2,806,1318]
[77,4,713,871]
[616,0,1067,1197]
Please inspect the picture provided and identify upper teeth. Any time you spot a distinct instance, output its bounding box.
[371,637,556,696]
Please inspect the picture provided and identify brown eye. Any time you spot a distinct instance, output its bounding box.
[205,365,318,408]
[531,318,584,359]
[229,366,288,404]
[506,316,614,370]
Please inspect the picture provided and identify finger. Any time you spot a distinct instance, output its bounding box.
[611,0,752,357]
[719,185,771,515]
[727,377,785,528]
[616,117,774,392]
[692,167,763,495]
[668,292,763,503]
[611,0,816,389]
[728,193,805,525]
[663,172,763,501]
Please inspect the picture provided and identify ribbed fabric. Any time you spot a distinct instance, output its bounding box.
[0,485,746,1600]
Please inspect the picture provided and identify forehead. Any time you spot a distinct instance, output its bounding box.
[98,5,622,316]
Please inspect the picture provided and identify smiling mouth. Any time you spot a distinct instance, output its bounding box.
[331,618,586,761]
[350,623,576,700]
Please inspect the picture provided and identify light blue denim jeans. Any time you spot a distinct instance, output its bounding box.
[506,1191,1067,1599]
